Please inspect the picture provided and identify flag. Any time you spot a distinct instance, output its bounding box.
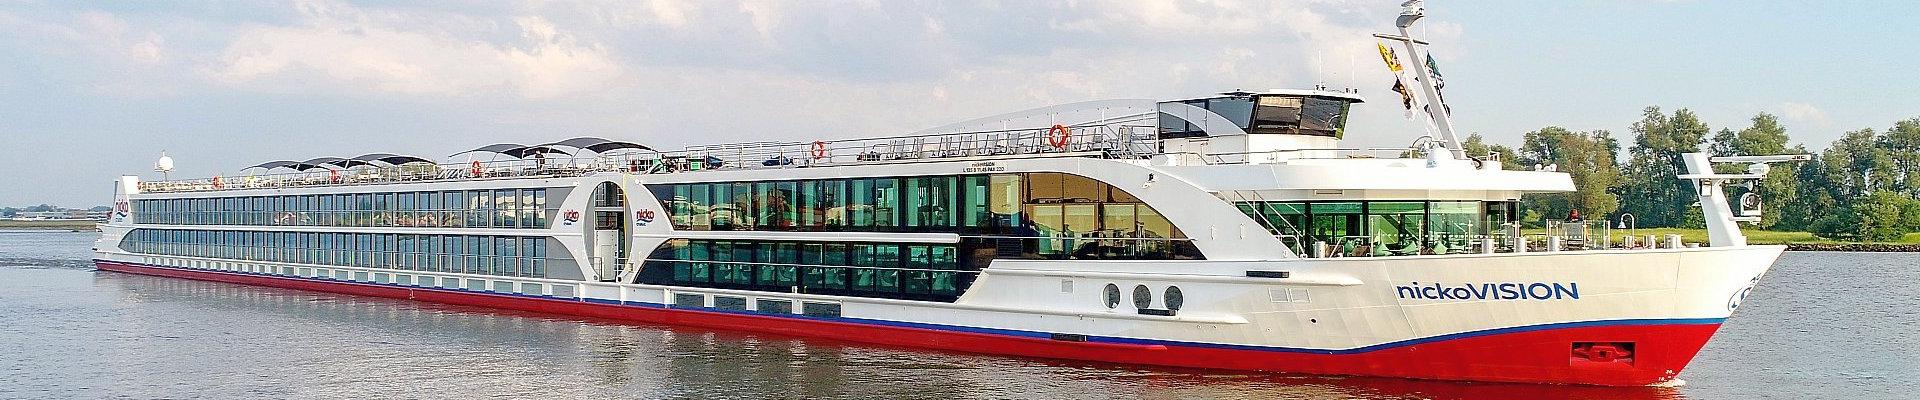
[1425,54,1451,116]
[1381,42,1415,119]
[1426,54,1444,89]
[1391,79,1415,116]
[1376,43,1403,72]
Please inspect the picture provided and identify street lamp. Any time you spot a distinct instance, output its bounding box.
[1617,213,1637,245]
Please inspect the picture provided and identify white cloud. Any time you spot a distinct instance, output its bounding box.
[1777,102,1832,127]
[203,0,620,99]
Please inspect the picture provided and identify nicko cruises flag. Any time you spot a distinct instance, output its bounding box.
[1377,43,1416,119]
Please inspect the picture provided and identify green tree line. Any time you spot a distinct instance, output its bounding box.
[1467,107,1920,241]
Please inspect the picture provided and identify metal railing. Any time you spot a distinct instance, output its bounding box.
[137,124,1163,194]
[1282,220,1704,258]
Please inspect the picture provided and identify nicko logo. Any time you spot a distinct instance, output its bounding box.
[561,210,582,225]
[634,209,657,226]
[1395,282,1581,301]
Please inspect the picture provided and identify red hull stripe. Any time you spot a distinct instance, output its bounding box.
[93,260,1724,385]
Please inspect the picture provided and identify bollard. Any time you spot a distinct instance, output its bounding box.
[1548,236,1562,252]
[1665,234,1683,249]
[1481,237,1496,254]
[1646,234,1658,249]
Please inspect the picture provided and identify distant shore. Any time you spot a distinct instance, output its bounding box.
[0,219,100,231]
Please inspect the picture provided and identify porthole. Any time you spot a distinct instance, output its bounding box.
[1132,285,1152,309]
[1103,283,1121,309]
[1164,286,1184,311]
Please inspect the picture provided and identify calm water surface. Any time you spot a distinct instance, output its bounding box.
[1,230,1914,399]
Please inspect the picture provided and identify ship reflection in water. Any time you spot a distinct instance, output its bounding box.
[0,231,1911,399]
[66,273,1686,400]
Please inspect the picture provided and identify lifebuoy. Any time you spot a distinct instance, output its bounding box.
[1047,124,1071,149]
[328,169,342,183]
[211,176,224,189]
[470,161,484,176]
[810,141,827,160]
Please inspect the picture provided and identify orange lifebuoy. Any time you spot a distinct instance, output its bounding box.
[211,176,224,189]
[470,161,484,176]
[810,141,827,160]
[1047,124,1071,149]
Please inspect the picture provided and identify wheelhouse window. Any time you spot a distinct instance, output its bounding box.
[1250,95,1351,138]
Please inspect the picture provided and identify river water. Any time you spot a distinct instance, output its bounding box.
[1,230,1913,399]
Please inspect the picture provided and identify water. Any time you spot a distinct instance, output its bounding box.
[1,230,1914,399]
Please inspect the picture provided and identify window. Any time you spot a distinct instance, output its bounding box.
[651,173,1194,260]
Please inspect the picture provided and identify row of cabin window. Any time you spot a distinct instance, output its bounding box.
[639,240,970,301]
[133,189,550,229]
[647,173,1184,240]
[1236,200,1518,256]
[121,229,549,278]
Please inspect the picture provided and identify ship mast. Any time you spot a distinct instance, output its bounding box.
[1374,0,1464,160]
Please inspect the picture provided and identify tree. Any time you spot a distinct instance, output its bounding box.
[1461,134,1520,170]
[1849,191,1916,241]
[1878,118,1920,196]
[1516,127,1621,220]
[1618,107,1710,227]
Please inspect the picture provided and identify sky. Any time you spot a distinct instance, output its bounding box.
[1,0,1915,208]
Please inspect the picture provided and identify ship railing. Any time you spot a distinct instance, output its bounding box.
[1155,146,1446,166]
[1289,221,1695,258]
[599,124,1162,176]
[135,123,1163,194]
[135,159,610,194]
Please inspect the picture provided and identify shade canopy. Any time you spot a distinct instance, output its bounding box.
[350,153,435,166]
[244,160,304,171]
[542,137,654,154]
[450,143,573,159]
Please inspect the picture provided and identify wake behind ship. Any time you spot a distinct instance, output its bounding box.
[91,2,1795,386]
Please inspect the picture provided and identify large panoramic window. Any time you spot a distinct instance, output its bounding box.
[650,172,1200,261]
[119,228,549,278]
[638,239,968,303]
[133,188,551,229]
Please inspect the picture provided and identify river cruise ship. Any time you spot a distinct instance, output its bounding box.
[91,4,1792,386]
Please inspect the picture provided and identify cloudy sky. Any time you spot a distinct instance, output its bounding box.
[2,0,1914,207]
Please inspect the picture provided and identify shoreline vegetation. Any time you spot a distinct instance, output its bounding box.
[0,219,100,231]
[1539,227,1920,252]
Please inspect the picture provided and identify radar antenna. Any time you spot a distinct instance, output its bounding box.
[154,152,175,181]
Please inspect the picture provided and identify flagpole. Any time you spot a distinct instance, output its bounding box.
[1383,0,1464,160]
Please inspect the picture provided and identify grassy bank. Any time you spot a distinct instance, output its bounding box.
[1533,227,1920,245]
[0,219,101,231]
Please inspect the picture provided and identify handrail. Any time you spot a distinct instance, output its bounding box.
[136,124,1162,194]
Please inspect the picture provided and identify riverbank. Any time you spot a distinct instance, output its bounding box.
[0,220,100,231]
